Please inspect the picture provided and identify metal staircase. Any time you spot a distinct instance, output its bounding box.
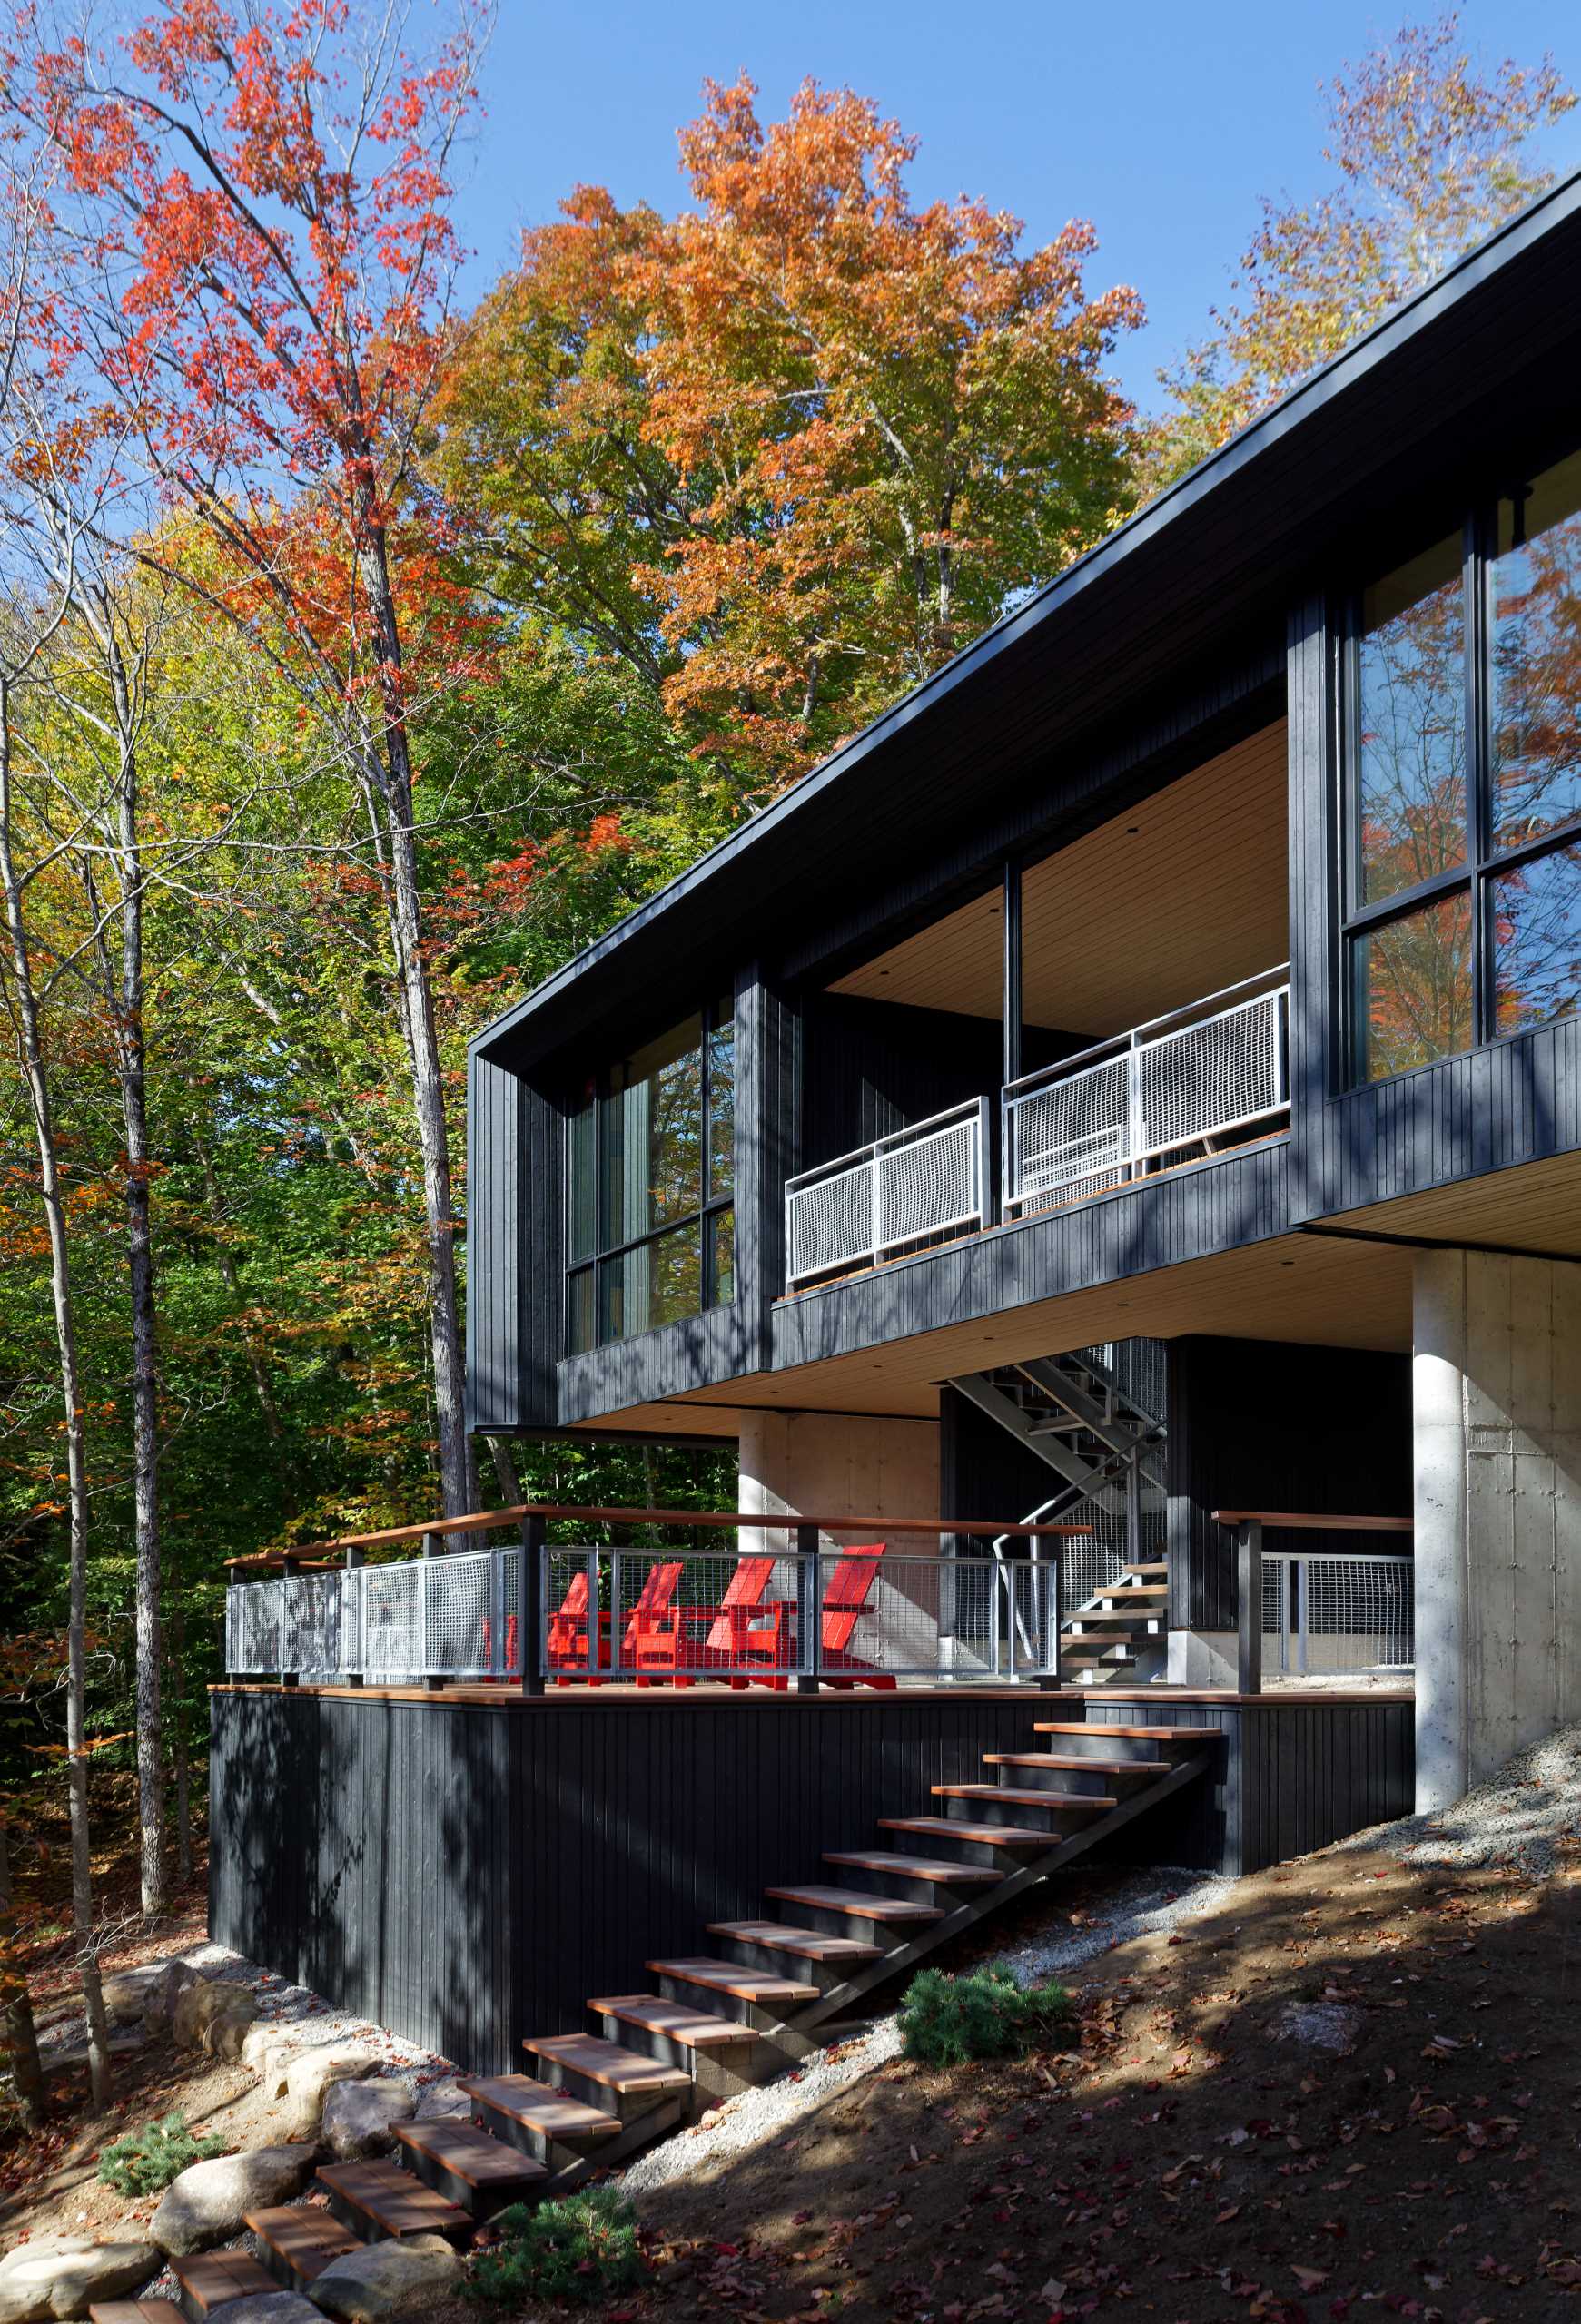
[951,1343,1171,1685]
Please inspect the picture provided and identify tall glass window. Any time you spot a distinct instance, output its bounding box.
[566,1000,735,1352]
[1343,451,1581,1083]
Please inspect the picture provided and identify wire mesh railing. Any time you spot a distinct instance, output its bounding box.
[1261,1552,1415,1676]
[1003,969,1290,1216]
[224,1512,1075,1690]
[785,1098,992,1290]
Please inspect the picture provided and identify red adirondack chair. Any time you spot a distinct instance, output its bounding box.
[622,1561,686,1684]
[547,1570,606,1683]
[625,1554,790,1688]
[740,1541,894,1690]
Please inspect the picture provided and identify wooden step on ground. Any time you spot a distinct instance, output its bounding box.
[983,1752,1162,1779]
[525,2033,690,2118]
[933,1785,1118,1811]
[88,2304,185,2324]
[823,1850,1001,1885]
[394,2116,548,2217]
[764,1885,942,1925]
[647,1957,821,2009]
[589,1993,758,2052]
[877,1814,1055,1850]
[707,1918,883,1963]
[245,2201,361,2290]
[459,2073,623,2166]
[317,2158,471,2244]
[168,2250,279,2323]
[1031,1723,1220,1741]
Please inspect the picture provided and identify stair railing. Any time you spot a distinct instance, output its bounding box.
[1212,1511,1415,1691]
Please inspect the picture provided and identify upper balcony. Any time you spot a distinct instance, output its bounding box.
[782,720,1290,1296]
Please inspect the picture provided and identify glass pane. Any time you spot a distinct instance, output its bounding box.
[598,1227,702,1342]
[1353,891,1474,1082]
[1357,537,1467,904]
[601,1015,703,1246]
[709,1207,735,1307]
[1492,452,1581,852]
[567,1266,595,1355]
[707,1012,735,1198]
[1492,838,1581,1037]
[568,1081,596,1265]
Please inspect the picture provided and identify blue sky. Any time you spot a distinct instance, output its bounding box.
[451,0,1581,409]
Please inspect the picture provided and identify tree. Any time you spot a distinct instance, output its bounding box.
[1152,14,1575,485]
[36,0,495,1525]
[436,76,1142,797]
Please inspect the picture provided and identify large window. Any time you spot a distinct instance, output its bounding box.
[566,1001,735,1353]
[1343,450,1581,1083]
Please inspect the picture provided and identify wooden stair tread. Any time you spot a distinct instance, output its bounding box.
[765,1884,942,1922]
[707,1917,883,1960]
[394,2116,548,2189]
[458,2073,622,2140]
[647,1955,820,2004]
[168,2251,279,2317]
[983,1751,1164,1773]
[824,1850,1000,1883]
[88,2306,186,2324]
[1062,1649,1137,1665]
[244,2203,361,2282]
[1082,1583,1168,1600]
[588,1994,757,2048]
[1032,1723,1221,1738]
[878,1815,1052,1846]
[1063,1611,1161,1629]
[317,2158,470,2239]
[1120,1561,1169,1576]
[933,1783,1117,1809]
[525,2033,690,2094]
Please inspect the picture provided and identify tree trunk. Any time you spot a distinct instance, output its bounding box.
[102,625,165,1921]
[486,1435,523,1505]
[0,678,114,2109]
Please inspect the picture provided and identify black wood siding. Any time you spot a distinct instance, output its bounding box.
[1165,1337,1412,1632]
[465,1053,525,1434]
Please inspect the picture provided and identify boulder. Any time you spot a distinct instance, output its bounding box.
[173,1979,252,2051]
[282,2043,381,2139]
[308,2234,462,2320]
[150,2143,316,2256]
[241,2021,300,2087]
[201,1993,261,2061]
[413,2077,472,2122]
[1273,2000,1365,2053]
[0,2235,160,2323]
[321,2079,416,2160]
[99,1967,161,2026]
[142,1957,203,2034]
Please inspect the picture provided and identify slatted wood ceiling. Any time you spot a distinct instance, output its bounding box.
[830,724,1289,1036]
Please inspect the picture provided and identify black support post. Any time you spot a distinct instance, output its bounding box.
[1236,1520,1263,1696]
[1002,859,1023,1090]
[795,1521,821,1694]
[520,1511,547,1696]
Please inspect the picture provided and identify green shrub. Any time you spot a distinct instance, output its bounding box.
[467,2187,647,2306]
[898,1965,1072,2067]
[97,2111,228,2195]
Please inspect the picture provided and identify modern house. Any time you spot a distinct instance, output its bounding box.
[208,175,1581,2211]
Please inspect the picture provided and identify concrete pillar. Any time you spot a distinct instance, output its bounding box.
[737,1411,940,1547]
[1413,1248,1581,1810]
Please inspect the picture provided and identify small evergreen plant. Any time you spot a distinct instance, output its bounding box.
[466,2187,647,2306]
[97,2112,228,2195]
[898,1965,1072,2066]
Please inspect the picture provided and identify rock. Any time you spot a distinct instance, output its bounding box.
[173,1979,252,2051]
[321,2078,416,2160]
[142,1957,203,2033]
[150,2144,315,2255]
[1273,2000,1365,2053]
[413,2076,472,2122]
[201,1994,261,2061]
[308,2235,462,2320]
[100,1967,161,2025]
[0,2235,160,2322]
[282,2043,381,2139]
[241,2021,301,2087]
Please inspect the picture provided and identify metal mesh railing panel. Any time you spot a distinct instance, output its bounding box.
[422,1550,498,1679]
[361,1563,422,1682]
[875,1117,979,1246]
[1263,1555,1414,1675]
[1010,1054,1128,1205]
[499,1546,522,1679]
[232,1581,282,1673]
[544,1547,598,1677]
[787,1158,872,1283]
[339,1570,363,1673]
[1138,991,1282,1156]
[282,1574,340,1679]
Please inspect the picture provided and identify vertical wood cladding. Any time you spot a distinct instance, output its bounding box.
[1165,1337,1412,1633]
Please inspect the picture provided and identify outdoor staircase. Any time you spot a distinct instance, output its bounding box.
[951,1344,1171,1684]
[95,1708,1218,2319]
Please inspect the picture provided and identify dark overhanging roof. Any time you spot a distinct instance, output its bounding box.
[476,166,1581,1076]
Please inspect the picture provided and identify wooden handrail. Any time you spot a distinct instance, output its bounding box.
[232,1503,1091,1570]
[1212,1510,1413,1532]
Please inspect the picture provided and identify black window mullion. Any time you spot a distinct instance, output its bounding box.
[1466,502,1494,1046]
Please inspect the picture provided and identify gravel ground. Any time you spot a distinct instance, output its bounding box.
[1338,1720,1581,1876]
[618,1865,1233,2195]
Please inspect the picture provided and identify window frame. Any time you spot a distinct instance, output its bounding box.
[1339,485,1581,1086]
[563,997,736,1354]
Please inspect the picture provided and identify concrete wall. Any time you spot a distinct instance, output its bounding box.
[1414,1248,1581,1809]
[737,1412,940,1546]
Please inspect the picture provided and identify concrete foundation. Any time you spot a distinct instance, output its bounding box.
[1413,1248,1581,1810]
[737,1411,940,1545]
